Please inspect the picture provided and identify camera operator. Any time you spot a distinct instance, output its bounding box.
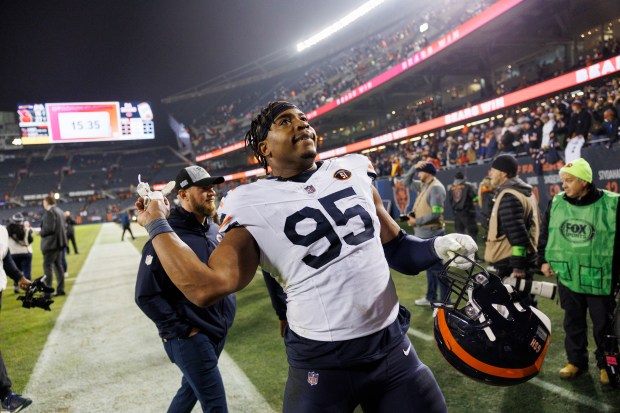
[1,224,33,411]
[485,154,540,307]
[537,158,619,385]
[403,160,448,306]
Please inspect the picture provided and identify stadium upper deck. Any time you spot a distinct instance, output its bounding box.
[180,0,620,180]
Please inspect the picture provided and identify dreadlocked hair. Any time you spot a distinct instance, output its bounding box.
[245,101,297,172]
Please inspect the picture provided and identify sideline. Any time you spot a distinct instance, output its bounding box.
[24,223,275,413]
[407,328,616,412]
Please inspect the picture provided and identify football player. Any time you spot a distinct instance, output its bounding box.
[136,101,477,412]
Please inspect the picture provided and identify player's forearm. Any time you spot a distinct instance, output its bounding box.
[383,230,440,275]
[151,232,229,306]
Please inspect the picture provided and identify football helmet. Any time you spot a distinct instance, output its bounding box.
[432,255,551,386]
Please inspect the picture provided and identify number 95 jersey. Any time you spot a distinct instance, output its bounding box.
[218,154,399,342]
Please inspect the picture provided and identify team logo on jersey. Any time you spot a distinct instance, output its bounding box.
[307,371,319,386]
[145,255,153,266]
[304,185,316,194]
[333,169,352,180]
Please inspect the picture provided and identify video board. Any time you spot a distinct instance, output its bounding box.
[17,101,155,145]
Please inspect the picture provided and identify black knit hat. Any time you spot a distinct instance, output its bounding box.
[415,161,437,175]
[491,154,518,177]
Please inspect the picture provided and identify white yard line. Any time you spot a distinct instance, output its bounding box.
[25,223,275,413]
[407,327,615,412]
[528,378,616,412]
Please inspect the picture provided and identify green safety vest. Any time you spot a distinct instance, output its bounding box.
[545,190,619,295]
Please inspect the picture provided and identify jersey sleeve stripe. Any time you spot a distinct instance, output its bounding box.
[218,215,233,232]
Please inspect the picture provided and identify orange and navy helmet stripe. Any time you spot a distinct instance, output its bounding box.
[436,308,549,379]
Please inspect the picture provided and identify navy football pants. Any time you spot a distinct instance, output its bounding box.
[283,335,447,413]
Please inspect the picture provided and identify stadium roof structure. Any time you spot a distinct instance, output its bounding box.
[161,0,430,105]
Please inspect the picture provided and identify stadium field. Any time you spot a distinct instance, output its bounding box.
[1,222,618,412]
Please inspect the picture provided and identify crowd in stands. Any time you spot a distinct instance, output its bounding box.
[190,31,619,162]
[316,36,620,153]
[198,74,619,202]
[187,0,494,155]
[0,146,189,225]
[368,76,620,178]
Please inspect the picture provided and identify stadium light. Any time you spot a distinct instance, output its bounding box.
[419,22,429,33]
[296,0,386,53]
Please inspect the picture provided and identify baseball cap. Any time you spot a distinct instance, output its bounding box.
[175,165,224,190]
[559,158,592,183]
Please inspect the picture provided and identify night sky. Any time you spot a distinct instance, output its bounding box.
[0,1,367,119]
[0,0,379,145]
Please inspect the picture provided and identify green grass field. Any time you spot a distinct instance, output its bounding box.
[1,223,618,412]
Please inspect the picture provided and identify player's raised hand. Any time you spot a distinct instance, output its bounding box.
[433,233,478,269]
[135,196,170,227]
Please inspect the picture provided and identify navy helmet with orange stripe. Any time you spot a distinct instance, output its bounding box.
[432,255,551,386]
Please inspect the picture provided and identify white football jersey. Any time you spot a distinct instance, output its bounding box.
[218,154,399,341]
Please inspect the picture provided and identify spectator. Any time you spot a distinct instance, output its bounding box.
[537,158,619,385]
[64,211,78,254]
[6,213,33,294]
[484,154,540,307]
[480,130,498,160]
[40,196,68,297]
[498,118,520,155]
[540,113,555,149]
[403,161,449,306]
[447,171,480,261]
[120,211,135,241]
[477,176,494,237]
[136,166,236,411]
[601,108,619,147]
[0,224,33,412]
[565,100,591,162]
[550,110,569,151]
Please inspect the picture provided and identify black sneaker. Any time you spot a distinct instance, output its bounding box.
[1,391,32,412]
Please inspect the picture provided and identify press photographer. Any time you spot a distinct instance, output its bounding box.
[17,276,55,311]
[1,224,34,411]
[503,275,557,300]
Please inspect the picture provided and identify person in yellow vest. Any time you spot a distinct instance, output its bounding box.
[537,158,619,385]
[403,160,448,306]
[485,154,540,307]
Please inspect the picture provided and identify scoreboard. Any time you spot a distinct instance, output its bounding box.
[17,101,155,145]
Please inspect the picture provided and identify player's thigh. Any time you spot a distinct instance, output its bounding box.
[283,366,358,413]
[361,336,447,413]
